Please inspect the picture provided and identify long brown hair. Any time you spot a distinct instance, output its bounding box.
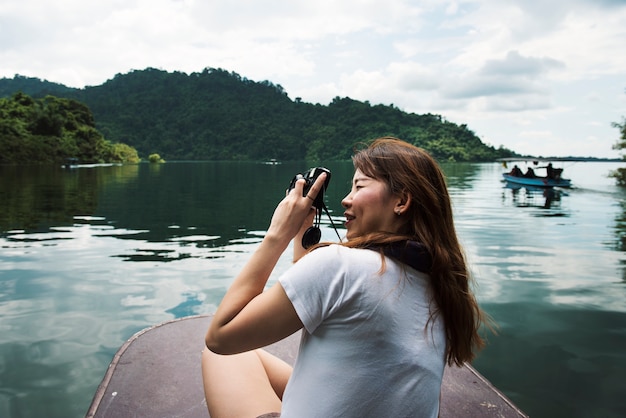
[340,137,490,366]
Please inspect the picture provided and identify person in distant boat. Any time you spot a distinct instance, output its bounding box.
[509,165,523,177]
[546,163,555,179]
[524,167,536,178]
[202,137,491,418]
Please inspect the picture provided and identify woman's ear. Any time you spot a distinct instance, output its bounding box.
[394,192,411,215]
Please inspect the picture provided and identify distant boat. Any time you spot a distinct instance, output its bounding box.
[498,158,573,188]
[264,159,280,165]
[62,157,79,168]
[61,158,121,169]
[502,173,572,188]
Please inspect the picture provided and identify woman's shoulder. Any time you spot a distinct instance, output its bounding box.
[302,244,389,275]
[309,244,430,274]
[309,243,379,260]
[295,244,376,269]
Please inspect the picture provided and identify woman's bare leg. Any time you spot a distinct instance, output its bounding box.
[255,349,292,400]
[201,348,292,418]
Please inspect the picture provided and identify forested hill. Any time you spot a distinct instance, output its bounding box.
[0,68,516,162]
[0,93,139,165]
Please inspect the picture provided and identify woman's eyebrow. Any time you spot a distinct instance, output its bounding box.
[353,176,370,184]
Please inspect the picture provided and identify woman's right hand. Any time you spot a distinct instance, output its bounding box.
[266,172,327,247]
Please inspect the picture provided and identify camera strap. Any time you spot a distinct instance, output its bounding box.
[322,202,342,241]
[301,202,342,249]
[368,241,432,274]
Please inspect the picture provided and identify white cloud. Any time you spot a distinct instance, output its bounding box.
[480,51,565,77]
[0,0,625,157]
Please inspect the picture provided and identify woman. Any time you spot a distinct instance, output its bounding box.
[202,137,488,417]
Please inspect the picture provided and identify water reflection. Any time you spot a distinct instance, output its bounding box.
[474,302,626,418]
[611,196,626,283]
[502,184,569,216]
[0,164,139,233]
[440,162,482,189]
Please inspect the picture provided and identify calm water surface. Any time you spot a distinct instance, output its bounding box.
[1,161,625,417]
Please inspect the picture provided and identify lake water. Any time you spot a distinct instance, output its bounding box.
[1,160,625,418]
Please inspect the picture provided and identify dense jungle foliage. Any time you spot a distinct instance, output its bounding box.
[0,69,517,162]
[0,93,139,164]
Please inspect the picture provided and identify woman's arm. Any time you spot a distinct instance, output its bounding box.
[293,209,315,262]
[205,173,327,354]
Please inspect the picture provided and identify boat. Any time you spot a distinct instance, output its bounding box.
[502,173,571,188]
[498,158,573,188]
[86,314,528,418]
[61,160,121,169]
[62,157,79,168]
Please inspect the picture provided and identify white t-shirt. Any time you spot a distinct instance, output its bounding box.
[279,244,446,418]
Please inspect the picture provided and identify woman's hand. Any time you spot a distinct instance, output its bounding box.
[266,172,327,246]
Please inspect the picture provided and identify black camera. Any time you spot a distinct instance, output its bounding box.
[288,167,331,211]
[288,167,333,249]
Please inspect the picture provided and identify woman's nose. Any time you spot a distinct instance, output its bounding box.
[341,193,351,208]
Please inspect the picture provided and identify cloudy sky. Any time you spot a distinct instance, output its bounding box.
[1,0,625,157]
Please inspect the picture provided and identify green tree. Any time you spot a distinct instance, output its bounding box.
[0,93,138,164]
[610,118,626,186]
[148,153,164,163]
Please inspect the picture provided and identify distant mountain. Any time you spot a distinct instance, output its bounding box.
[0,74,75,98]
[0,68,517,162]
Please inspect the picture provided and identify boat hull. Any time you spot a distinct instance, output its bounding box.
[503,174,571,188]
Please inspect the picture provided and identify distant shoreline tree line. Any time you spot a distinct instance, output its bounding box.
[0,92,139,164]
[0,68,518,164]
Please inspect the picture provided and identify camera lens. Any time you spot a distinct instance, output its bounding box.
[302,226,322,249]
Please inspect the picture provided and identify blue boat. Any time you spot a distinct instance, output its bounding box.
[499,158,573,188]
[502,173,571,188]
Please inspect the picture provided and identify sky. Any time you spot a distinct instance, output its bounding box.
[1,0,625,158]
